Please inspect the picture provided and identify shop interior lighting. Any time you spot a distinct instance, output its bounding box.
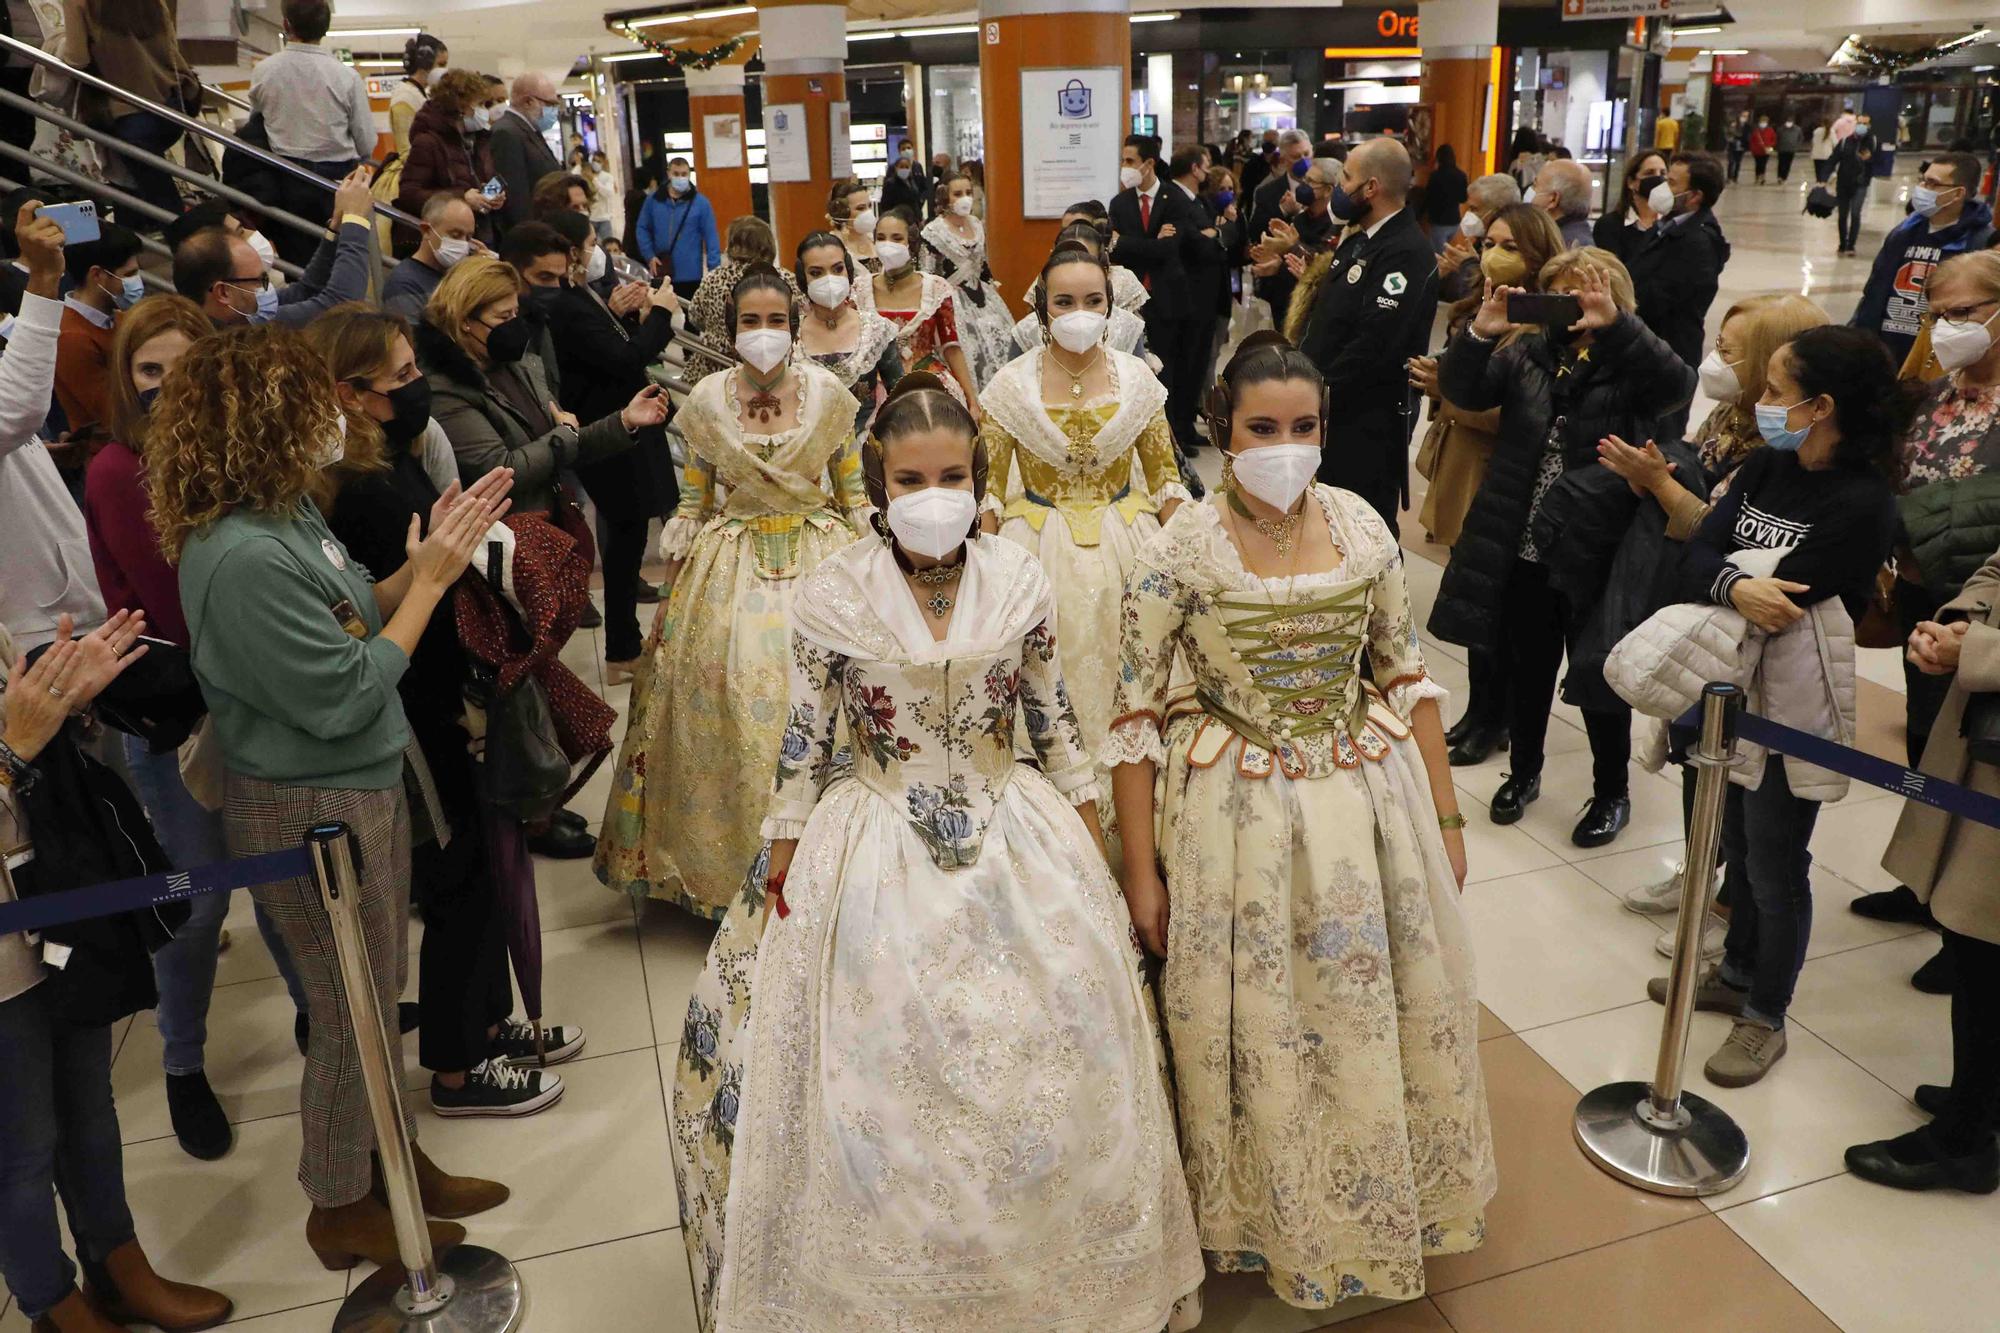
[628,5,755,29]
[1671,26,1723,36]
[603,48,675,61]
[1701,48,1749,55]
[327,27,420,39]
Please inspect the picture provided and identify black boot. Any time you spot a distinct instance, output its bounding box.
[1915,1084,1951,1117]
[1448,724,1508,767]
[165,1071,233,1161]
[1845,1127,2000,1193]
[1912,946,1955,995]
[1850,885,1936,926]
[527,820,596,859]
[1489,773,1540,825]
[1444,711,1476,747]
[1571,794,1632,849]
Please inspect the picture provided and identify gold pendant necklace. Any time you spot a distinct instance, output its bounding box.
[1228,485,1304,555]
[1053,345,1104,400]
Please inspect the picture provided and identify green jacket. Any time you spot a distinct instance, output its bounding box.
[179,498,411,791]
[1900,473,2000,604]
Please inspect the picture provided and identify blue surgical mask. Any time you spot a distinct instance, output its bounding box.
[1214,188,1235,208]
[1290,157,1310,179]
[252,285,280,323]
[1754,398,1813,452]
[1327,180,1365,222]
[103,272,144,309]
[536,104,557,134]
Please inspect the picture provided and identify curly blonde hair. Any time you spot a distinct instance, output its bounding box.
[146,324,346,562]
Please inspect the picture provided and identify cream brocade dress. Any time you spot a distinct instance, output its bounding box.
[980,346,1189,764]
[707,535,1203,1332]
[595,361,868,918]
[1106,486,1497,1308]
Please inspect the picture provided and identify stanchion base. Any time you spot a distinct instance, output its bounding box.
[1573,1081,1750,1197]
[332,1245,524,1332]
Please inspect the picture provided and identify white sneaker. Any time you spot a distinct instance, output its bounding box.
[1656,911,1727,964]
[1623,862,1686,915]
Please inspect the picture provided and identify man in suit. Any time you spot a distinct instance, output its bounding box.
[1247,128,1315,328]
[1109,133,1200,454]
[1295,137,1438,533]
[1169,147,1230,449]
[880,142,928,218]
[489,72,562,235]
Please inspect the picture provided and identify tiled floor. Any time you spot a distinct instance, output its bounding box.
[4,165,1985,1332]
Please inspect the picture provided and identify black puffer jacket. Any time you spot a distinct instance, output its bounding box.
[1533,437,1706,710]
[1428,312,1696,649]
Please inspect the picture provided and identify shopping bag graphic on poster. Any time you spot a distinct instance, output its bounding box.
[1058,79,1092,119]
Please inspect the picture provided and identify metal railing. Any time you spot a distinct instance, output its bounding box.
[0,31,420,232]
[200,82,252,114]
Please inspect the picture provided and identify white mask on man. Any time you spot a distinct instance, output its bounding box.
[244,229,279,273]
[1119,165,1143,190]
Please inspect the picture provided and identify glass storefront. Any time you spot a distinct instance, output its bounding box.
[1199,50,1299,144]
[927,64,984,165]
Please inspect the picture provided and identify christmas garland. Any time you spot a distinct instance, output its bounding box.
[608,27,751,68]
[1835,33,1983,75]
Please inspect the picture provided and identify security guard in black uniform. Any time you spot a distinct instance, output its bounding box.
[1296,137,1439,535]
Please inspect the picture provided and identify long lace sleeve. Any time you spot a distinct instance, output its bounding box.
[1102,561,1185,767]
[1368,550,1450,720]
[659,448,714,561]
[1134,411,1191,508]
[761,631,846,839]
[1019,616,1098,803]
[979,416,1017,516]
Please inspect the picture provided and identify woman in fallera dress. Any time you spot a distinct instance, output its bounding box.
[980,242,1188,762]
[595,266,870,919]
[858,206,981,413]
[1010,222,1154,364]
[1107,332,1497,1310]
[920,170,1017,387]
[706,374,1202,1333]
[793,231,901,436]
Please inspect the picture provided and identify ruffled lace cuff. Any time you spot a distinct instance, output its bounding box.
[979,490,1005,517]
[1043,761,1100,806]
[1381,669,1449,722]
[658,514,702,563]
[1099,714,1167,767]
[1151,479,1193,509]
[758,811,813,841]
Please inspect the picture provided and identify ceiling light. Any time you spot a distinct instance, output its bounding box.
[627,5,754,29]
[898,24,979,37]
[327,27,420,39]
[846,29,900,42]
[603,50,667,62]
[353,59,402,68]
[1672,26,1722,36]
[1131,11,1179,22]
[1701,48,1748,55]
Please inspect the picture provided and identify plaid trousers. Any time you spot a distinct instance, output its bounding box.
[224,777,417,1208]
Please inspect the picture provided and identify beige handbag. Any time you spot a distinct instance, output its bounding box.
[177,718,226,812]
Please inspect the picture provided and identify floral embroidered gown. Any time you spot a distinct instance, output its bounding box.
[595,360,868,917]
[980,345,1189,763]
[1106,485,1497,1309]
[855,271,968,408]
[707,534,1204,1333]
[919,214,1016,387]
[805,307,903,437]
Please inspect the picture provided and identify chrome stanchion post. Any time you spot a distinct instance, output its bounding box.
[1573,683,1752,1197]
[304,824,525,1332]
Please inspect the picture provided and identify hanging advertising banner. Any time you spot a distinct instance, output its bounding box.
[1559,0,1678,19]
[764,103,810,182]
[830,102,853,178]
[1020,67,1123,219]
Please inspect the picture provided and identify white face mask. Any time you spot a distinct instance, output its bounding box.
[887,486,978,560]
[434,235,471,268]
[244,229,278,273]
[313,411,349,468]
[1932,309,1999,371]
[1230,442,1320,512]
[950,194,975,217]
[1048,309,1107,355]
[850,207,877,237]
[1647,181,1676,215]
[875,240,912,272]
[1119,165,1143,190]
[1522,185,1538,207]
[806,273,851,309]
[1458,211,1485,240]
[735,327,792,374]
[1697,349,1743,403]
[585,246,607,282]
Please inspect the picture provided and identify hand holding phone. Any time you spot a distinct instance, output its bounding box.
[1506,292,1582,328]
[482,177,505,199]
[34,200,99,245]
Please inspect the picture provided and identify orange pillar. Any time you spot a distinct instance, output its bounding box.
[1418,0,1502,180]
[978,0,1132,305]
[687,58,756,226]
[756,0,846,257]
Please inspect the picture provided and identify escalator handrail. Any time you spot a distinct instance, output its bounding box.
[0,32,420,230]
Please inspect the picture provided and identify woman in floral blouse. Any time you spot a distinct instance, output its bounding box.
[675,374,1202,1332]
[1108,332,1495,1311]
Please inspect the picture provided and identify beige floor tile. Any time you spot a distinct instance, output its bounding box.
[1455,864,1665,1033]
[1787,933,1954,1097]
[639,900,720,1045]
[213,888,287,989]
[1476,1004,1508,1042]
[1720,1172,2000,1333]
[1507,749,1687,864]
[1805,791,1907,893]
[1444,716,1591,803]
[1184,1271,1371,1332]
[1453,804,1571,886]
[1853,674,1912,768]
[569,751,621,837]
[514,1229,699,1332]
[1423,1037,1705,1295]
[415,1048,679,1265]
[119,1113,351,1321]
[1434,1215,1837,1331]
[204,1299,347,1330]
[518,917,655,1064]
[1518,1000,1924,1210]
[532,847,638,933]
[113,976,304,1146]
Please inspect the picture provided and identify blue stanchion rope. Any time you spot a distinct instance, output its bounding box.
[1675,704,2000,832]
[0,846,314,936]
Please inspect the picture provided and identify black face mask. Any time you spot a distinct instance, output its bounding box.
[522,283,564,316]
[378,377,433,448]
[136,386,161,414]
[1635,174,1665,198]
[483,316,534,365]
